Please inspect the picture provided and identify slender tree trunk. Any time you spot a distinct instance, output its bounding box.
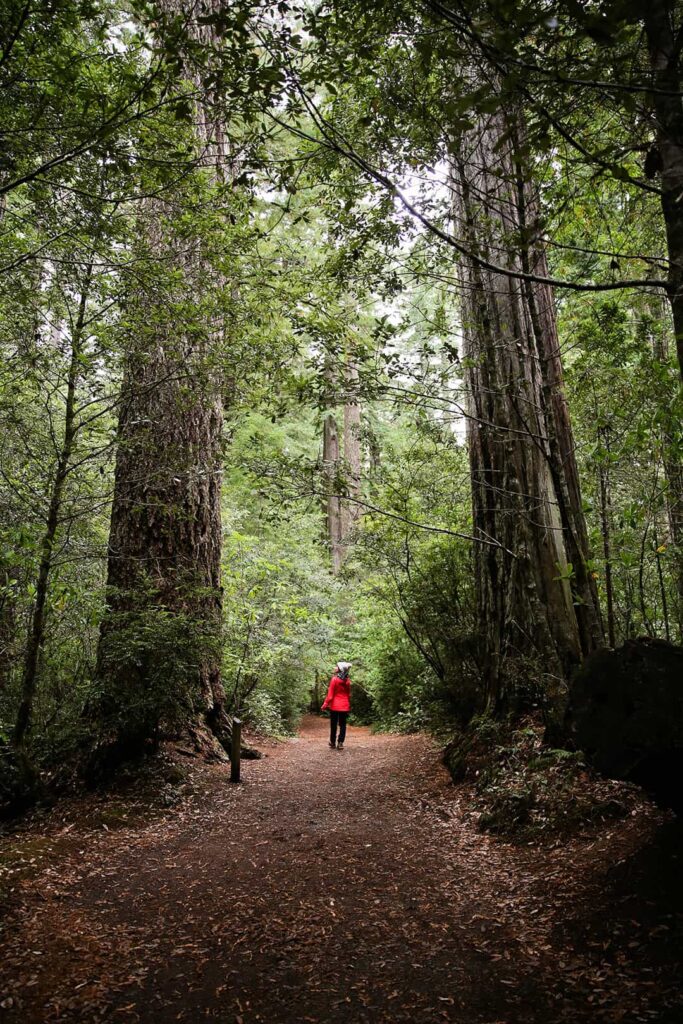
[662,448,683,641]
[598,427,616,648]
[13,264,92,745]
[368,421,381,475]
[655,530,672,641]
[0,559,16,692]
[0,195,14,692]
[451,105,603,712]
[648,304,683,640]
[624,575,634,638]
[644,0,683,379]
[639,519,655,635]
[322,342,362,573]
[323,404,344,575]
[342,350,362,537]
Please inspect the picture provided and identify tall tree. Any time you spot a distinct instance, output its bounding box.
[321,335,363,574]
[342,343,362,540]
[452,102,604,709]
[322,374,344,574]
[95,5,238,754]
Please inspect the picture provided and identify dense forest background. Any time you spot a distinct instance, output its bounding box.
[1,0,682,812]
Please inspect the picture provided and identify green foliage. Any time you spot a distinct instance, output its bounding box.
[562,293,682,644]
[445,716,639,838]
[1,0,682,806]
[360,621,432,732]
[95,605,221,744]
[242,690,288,737]
[346,417,483,731]
[220,413,349,735]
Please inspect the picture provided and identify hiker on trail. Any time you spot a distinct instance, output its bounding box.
[322,661,351,750]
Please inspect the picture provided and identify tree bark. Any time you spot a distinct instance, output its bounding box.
[655,529,672,641]
[662,445,683,641]
[342,351,362,539]
[0,557,16,693]
[644,0,683,379]
[323,405,344,575]
[96,273,226,743]
[643,0,683,633]
[648,302,683,640]
[451,105,603,712]
[597,427,616,648]
[95,1,231,753]
[322,341,362,573]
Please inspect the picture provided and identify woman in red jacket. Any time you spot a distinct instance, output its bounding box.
[322,661,352,749]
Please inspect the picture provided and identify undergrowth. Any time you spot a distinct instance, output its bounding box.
[444,714,644,839]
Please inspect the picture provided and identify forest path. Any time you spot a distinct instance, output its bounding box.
[1,716,680,1023]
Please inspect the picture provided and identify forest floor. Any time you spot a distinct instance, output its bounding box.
[1,716,682,1024]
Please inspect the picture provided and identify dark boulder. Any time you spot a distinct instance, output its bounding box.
[565,638,683,813]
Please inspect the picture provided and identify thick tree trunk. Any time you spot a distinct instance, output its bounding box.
[96,199,227,751]
[662,447,683,641]
[451,106,603,711]
[644,0,683,379]
[95,2,230,755]
[644,0,683,637]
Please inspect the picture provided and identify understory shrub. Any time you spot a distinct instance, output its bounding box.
[243,690,288,736]
[444,714,642,838]
[95,607,220,744]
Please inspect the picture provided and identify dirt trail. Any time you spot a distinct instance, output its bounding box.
[1,716,681,1023]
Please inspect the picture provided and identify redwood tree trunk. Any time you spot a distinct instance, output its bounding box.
[322,344,362,574]
[451,106,603,711]
[96,275,226,744]
[96,3,230,752]
[644,1,683,636]
[662,444,683,641]
[648,308,683,640]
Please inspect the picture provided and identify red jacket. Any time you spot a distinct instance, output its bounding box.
[322,674,351,712]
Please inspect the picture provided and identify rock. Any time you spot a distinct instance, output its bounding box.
[565,638,683,812]
[241,745,263,760]
[162,763,188,785]
[159,784,181,808]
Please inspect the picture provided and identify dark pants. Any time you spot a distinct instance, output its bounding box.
[330,711,348,746]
